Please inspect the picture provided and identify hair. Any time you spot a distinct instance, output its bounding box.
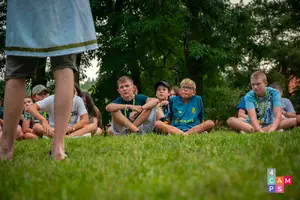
[81,92,97,118]
[171,86,180,96]
[250,71,267,82]
[24,96,32,100]
[74,83,83,97]
[270,82,282,91]
[133,85,138,95]
[180,78,196,90]
[117,76,134,87]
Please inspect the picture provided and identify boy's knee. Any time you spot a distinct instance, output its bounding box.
[33,123,44,134]
[227,117,235,126]
[154,120,164,128]
[297,115,300,125]
[206,120,215,128]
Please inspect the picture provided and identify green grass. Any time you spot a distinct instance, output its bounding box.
[1,130,300,200]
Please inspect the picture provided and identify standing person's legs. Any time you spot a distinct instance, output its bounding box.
[0,56,37,160]
[50,54,76,160]
[0,79,25,159]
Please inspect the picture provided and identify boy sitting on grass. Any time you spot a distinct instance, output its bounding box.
[27,86,89,137]
[106,76,159,135]
[227,71,300,133]
[154,78,215,135]
[154,81,171,124]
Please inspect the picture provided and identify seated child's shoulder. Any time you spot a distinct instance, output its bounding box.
[135,94,148,99]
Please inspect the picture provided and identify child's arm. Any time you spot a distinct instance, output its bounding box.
[248,109,264,132]
[142,98,159,110]
[268,107,282,132]
[27,104,47,124]
[106,103,143,113]
[283,99,296,118]
[238,109,248,119]
[67,114,89,134]
[22,120,32,133]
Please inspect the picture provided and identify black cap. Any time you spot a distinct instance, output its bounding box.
[154,81,170,91]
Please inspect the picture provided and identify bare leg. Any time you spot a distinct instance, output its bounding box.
[296,115,300,126]
[23,132,38,139]
[52,68,74,160]
[67,123,97,138]
[0,79,25,160]
[15,125,24,140]
[278,118,298,130]
[33,123,46,136]
[227,117,254,133]
[112,111,139,132]
[33,123,54,137]
[133,109,151,127]
[154,121,183,135]
[185,120,215,134]
[156,107,165,120]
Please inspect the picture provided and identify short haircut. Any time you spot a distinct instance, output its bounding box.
[270,82,282,91]
[250,71,267,82]
[171,86,180,95]
[117,76,133,86]
[180,78,196,90]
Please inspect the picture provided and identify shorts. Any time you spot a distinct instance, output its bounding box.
[244,119,271,128]
[5,54,77,81]
[111,108,157,135]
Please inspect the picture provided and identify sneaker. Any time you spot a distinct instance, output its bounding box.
[277,129,284,132]
[240,131,246,134]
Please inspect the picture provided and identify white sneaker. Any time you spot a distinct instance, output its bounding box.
[240,131,246,134]
[42,136,51,139]
[277,129,284,132]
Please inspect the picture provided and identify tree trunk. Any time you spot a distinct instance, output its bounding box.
[185,0,203,96]
[31,58,47,88]
[74,54,81,86]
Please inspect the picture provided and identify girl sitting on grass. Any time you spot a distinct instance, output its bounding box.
[66,92,102,137]
[22,97,38,139]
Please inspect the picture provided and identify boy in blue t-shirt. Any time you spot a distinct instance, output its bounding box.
[106,76,159,135]
[154,78,215,135]
[227,71,300,133]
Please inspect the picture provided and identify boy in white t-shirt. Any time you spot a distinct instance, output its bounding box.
[27,88,89,137]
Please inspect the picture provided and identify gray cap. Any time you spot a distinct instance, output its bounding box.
[32,85,49,95]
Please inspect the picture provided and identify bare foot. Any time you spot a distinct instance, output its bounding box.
[50,144,67,160]
[0,140,14,160]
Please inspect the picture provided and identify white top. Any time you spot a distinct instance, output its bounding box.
[5,0,98,57]
[37,95,87,127]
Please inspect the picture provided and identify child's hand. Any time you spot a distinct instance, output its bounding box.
[129,111,138,122]
[158,101,169,107]
[41,120,51,136]
[129,105,143,113]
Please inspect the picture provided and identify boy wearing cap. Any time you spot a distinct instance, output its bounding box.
[154,78,215,135]
[22,85,50,137]
[27,86,89,138]
[154,81,171,124]
[106,76,159,135]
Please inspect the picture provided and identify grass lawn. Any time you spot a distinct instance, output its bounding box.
[1,130,300,200]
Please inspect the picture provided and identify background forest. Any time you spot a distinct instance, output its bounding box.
[1,0,300,127]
